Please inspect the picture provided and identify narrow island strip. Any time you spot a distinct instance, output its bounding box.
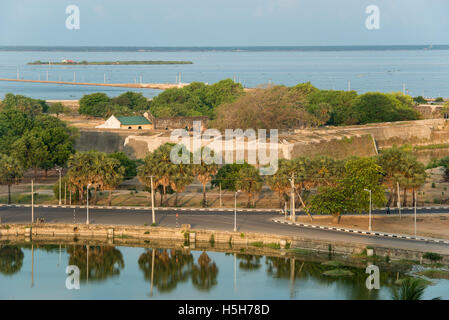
[28,60,193,65]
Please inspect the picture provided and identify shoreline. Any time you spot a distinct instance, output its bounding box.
[1,222,449,263]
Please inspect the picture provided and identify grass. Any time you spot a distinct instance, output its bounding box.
[249,242,281,249]
[116,234,132,239]
[288,248,314,255]
[0,194,53,204]
[322,260,345,268]
[322,269,354,277]
[417,269,449,280]
[414,144,449,151]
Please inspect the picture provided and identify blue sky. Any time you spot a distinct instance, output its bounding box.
[0,0,448,46]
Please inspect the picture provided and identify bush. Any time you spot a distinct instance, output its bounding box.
[422,252,443,262]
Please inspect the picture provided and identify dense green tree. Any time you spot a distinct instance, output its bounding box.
[11,129,49,177]
[0,109,33,155]
[101,157,125,206]
[108,152,138,179]
[79,93,110,117]
[110,91,150,111]
[211,163,252,191]
[47,102,66,117]
[0,154,23,204]
[351,92,420,124]
[1,93,48,115]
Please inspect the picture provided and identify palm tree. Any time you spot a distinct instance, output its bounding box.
[235,166,263,208]
[392,278,427,300]
[192,147,218,207]
[101,157,125,206]
[138,143,176,206]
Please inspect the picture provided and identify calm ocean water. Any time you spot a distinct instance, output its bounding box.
[0,47,448,99]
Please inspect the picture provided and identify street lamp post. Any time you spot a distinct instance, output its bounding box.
[234,190,241,232]
[150,176,155,225]
[56,168,62,205]
[364,189,372,231]
[86,184,91,225]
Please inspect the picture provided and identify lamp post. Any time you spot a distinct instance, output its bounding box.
[56,168,62,205]
[234,190,241,232]
[150,176,155,225]
[364,189,372,231]
[86,184,91,225]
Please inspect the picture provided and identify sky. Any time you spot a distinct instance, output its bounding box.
[0,0,448,46]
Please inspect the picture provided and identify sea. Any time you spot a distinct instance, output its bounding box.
[0,45,448,100]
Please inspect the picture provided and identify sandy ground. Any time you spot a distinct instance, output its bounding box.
[296,214,449,240]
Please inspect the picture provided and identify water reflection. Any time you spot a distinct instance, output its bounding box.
[0,245,24,275]
[0,242,445,300]
[138,249,219,293]
[66,245,124,282]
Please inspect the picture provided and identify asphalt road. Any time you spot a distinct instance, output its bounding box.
[1,206,449,254]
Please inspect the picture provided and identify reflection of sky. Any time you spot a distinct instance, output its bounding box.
[1,245,448,300]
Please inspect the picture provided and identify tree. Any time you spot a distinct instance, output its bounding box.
[79,93,110,117]
[110,91,150,112]
[48,102,66,117]
[138,143,177,206]
[192,147,218,207]
[310,157,386,223]
[350,92,420,124]
[1,93,48,115]
[212,86,319,130]
[33,115,76,175]
[0,154,23,204]
[101,157,125,206]
[211,163,252,191]
[11,129,49,177]
[108,152,137,179]
[378,146,413,206]
[235,165,263,208]
[0,108,33,155]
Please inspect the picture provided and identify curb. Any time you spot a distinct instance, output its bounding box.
[272,218,449,245]
[0,204,281,213]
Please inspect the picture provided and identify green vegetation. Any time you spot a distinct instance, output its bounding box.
[150,79,243,119]
[392,277,428,300]
[28,60,193,65]
[79,91,150,118]
[413,96,427,104]
[417,269,449,280]
[422,252,443,263]
[322,269,354,277]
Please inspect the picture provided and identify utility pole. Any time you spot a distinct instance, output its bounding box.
[289,173,295,222]
[364,189,372,231]
[219,183,222,207]
[397,182,401,219]
[86,184,91,225]
[150,176,155,225]
[348,80,351,91]
[57,168,62,205]
[46,70,49,81]
[414,190,417,236]
[234,191,238,232]
[104,73,106,83]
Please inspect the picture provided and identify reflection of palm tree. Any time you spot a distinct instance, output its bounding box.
[0,246,24,275]
[138,249,193,293]
[191,252,219,291]
[66,245,124,282]
[236,254,261,271]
